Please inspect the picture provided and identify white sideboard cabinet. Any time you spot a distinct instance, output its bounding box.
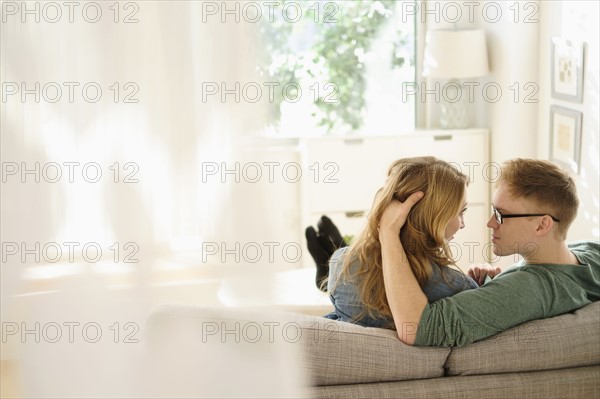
[299,129,491,270]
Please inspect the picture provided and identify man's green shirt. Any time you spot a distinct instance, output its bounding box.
[415,241,600,347]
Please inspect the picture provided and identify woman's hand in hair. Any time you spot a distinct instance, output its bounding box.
[468,263,502,286]
[378,191,424,238]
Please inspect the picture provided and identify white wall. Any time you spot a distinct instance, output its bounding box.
[479,0,540,162]
[421,0,598,241]
[421,1,540,163]
[536,1,600,241]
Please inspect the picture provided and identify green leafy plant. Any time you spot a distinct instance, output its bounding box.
[259,0,410,133]
[343,234,354,245]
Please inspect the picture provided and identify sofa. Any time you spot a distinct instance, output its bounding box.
[145,301,600,398]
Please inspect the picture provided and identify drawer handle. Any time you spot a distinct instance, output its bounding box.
[345,211,364,218]
[343,138,364,145]
[433,135,453,141]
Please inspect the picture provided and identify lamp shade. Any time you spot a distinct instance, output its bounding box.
[423,29,489,79]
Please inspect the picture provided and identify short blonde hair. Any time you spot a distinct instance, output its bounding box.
[498,159,578,239]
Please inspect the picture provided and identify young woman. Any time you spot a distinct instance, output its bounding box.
[307,156,478,330]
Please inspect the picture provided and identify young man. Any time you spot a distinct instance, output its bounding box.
[380,158,600,347]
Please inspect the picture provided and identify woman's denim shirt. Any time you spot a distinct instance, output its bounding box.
[324,247,478,329]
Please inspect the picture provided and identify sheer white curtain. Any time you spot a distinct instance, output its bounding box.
[1,2,275,277]
[1,3,306,397]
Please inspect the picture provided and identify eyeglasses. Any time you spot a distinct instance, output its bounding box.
[492,207,560,225]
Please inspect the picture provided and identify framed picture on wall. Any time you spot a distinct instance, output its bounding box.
[549,106,583,174]
[551,38,585,102]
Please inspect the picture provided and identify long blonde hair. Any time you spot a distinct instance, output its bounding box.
[338,157,468,322]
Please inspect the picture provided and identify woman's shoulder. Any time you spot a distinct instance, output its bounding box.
[329,246,361,270]
[330,246,350,262]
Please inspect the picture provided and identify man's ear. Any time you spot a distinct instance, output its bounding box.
[534,216,554,237]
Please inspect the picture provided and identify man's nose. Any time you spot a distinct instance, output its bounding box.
[486,214,498,228]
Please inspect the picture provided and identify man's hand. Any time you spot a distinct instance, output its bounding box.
[379,191,426,345]
[379,191,424,237]
[468,263,502,286]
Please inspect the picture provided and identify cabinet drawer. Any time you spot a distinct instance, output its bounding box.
[303,133,489,213]
[303,138,399,213]
[300,130,491,269]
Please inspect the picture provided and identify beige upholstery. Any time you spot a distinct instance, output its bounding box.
[291,313,450,385]
[146,301,600,398]
[312,366,600,399]
[446,301,600,376]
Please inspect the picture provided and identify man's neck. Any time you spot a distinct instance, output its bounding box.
[523,240,578,265]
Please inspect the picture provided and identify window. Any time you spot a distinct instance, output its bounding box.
[258,0,416,135]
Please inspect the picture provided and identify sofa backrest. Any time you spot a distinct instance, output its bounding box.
[145,301,600,388]
[291,313,450,386]
[445,301,600,376]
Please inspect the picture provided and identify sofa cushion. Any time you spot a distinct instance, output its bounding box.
[445,301,600,376]
[291,313,450,386]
